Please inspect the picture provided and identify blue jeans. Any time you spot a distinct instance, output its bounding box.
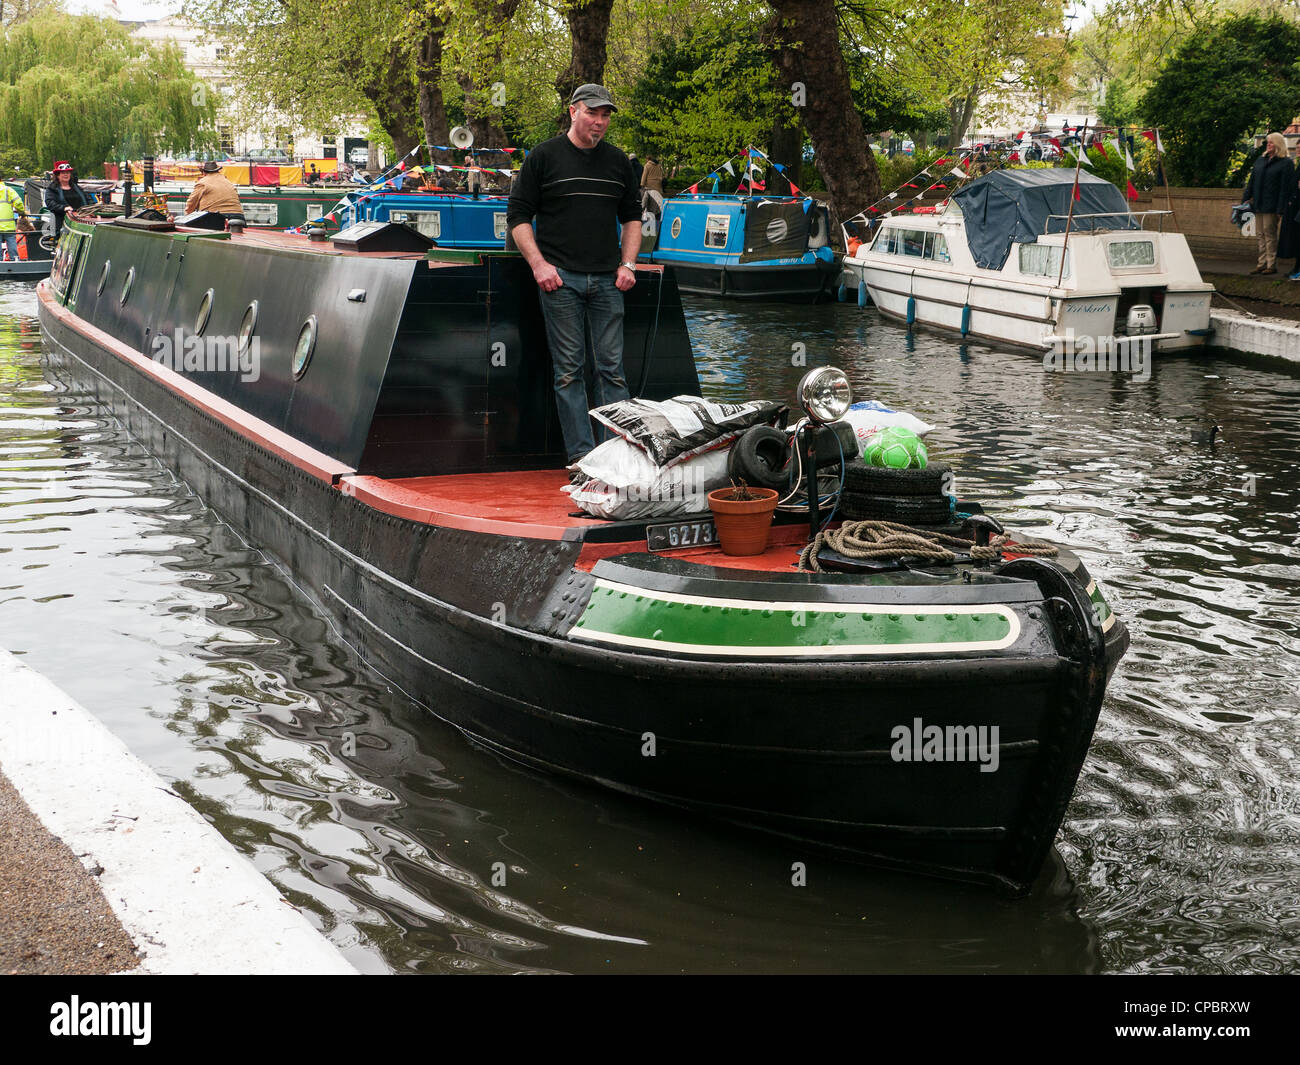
[1,233,16,260]
[539,268,628,462]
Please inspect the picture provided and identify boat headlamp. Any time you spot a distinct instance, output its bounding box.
[797,367,852,424]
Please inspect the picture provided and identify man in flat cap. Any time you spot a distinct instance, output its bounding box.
[507,83,642,465]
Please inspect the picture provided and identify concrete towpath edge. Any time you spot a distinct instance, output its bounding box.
[0,648,357,975]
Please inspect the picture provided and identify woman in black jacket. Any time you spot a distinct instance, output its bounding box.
[1243,132,1294,274]
[44,161,93,240]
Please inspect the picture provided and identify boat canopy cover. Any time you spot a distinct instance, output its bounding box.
[950,170,1139,270]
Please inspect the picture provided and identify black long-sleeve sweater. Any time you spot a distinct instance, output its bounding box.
[506,135,640,273]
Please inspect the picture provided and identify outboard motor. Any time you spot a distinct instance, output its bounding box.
[1126,304,1157,335]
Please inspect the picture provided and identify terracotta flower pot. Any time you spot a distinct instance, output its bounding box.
[707,486,780,556]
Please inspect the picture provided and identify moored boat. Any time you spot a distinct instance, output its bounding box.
[644,192,839,300]
[840,169,1214,354]
[37,207,1128,895]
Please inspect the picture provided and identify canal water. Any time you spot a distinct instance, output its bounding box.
[2,279,1298,974]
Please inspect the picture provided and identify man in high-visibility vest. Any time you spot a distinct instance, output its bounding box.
[0,184,30,261]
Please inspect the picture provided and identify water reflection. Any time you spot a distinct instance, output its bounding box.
[3,282,1299,972]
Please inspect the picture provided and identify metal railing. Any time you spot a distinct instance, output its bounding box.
[1041,210,1171,235]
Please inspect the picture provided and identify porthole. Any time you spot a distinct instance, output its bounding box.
[238,300,258,353]
[97,259,111,296]
[119,266,135,306]
[195,289,214,336]
[670,217,682,239]
[292,315,317,378]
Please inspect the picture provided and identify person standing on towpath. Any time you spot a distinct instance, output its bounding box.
[507,84,642,465]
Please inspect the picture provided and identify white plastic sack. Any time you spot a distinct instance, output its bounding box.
[590,395,783,467]
[842,400,935,454]
[563,437,730,519]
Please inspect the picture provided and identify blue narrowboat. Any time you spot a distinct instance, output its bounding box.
[644,193,839,300]
[341,189,510,249]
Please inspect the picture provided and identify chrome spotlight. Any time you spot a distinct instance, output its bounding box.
[797,367,852,424]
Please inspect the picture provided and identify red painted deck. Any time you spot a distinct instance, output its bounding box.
[340,469,811,572]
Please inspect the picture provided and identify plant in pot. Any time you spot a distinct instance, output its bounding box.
[707,479,780,556]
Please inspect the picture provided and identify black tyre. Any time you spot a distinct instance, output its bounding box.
[843,458,952,497]
[837,492,954,525]
[728,425,791,491]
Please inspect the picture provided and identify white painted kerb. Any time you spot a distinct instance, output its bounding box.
[0,648,356,975]
[1211,310,1300,365]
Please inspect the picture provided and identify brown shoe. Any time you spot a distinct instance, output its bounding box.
[1249,265,1267,274]
[1263,268,1278,275]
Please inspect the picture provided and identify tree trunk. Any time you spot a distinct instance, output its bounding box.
[416,19,452,164]
[770,112,803,194]
[554,0,616,132]
[947,88,979,150]
[352,42,420,161]
[458,0,523,149]
[764,0,878,230]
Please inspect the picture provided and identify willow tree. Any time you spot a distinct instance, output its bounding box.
[0,13,217,173]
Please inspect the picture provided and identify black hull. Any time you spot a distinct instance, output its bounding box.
[661,259,838,302]
[40,277,1127,895]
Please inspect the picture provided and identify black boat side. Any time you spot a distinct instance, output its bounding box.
[37,213,1127,894]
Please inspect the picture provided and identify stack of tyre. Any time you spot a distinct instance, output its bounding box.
[837,459,955,526]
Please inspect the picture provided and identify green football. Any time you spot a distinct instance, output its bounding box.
[862,426,928,469]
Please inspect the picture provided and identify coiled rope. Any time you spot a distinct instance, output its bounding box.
[798,519,1059,573]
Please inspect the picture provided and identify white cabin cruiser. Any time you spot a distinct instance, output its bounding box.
[841,170,1213,354]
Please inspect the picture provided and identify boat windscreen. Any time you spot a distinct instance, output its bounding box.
[740,200,811,263]
[950,170,1138,270]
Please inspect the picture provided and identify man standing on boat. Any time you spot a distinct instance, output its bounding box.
[507,83,642,464]
[185,161,245,225]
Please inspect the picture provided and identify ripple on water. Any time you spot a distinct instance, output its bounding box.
[3,289,1300,972]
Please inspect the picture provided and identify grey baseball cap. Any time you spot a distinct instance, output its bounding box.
[570,84,618,111]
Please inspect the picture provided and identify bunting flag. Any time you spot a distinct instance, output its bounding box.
[398,160,407,171]
[1073,183,1081,202]
[722,161,734,176]
[711,175,720,193]
[1008,151,1020,163]
[1075,146,1092,168]
[1124,147,1136,171]
[951,165,969,178]
[1049,137,1062,151]
[687,183,699,194]
[1108,137,1123,158]
[789,181,800,195]
[1094,141,1108,159]
[1141,129,1165,153]
[887,192,898,200]
[772,162,785,173]
[1126,179,1139,201]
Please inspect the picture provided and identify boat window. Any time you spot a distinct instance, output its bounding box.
[97,259,111,296]
[120,266,135,306]
[924,233,951,263]
[238,301,258,354]
[900,230,926,257]
[872,227,896,254]
[1108,241,1155,268]
[292,315,317,378]
[704,214,730,249]
[670,217,682,239]
[1018,244,1070,278]
[195,289,214,336]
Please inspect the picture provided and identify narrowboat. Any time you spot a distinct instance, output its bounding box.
[339,188,510,249]
[644,193,839,300]
[126,182,355,231]
[36,208,1128,895]
[841,169,1214,353]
